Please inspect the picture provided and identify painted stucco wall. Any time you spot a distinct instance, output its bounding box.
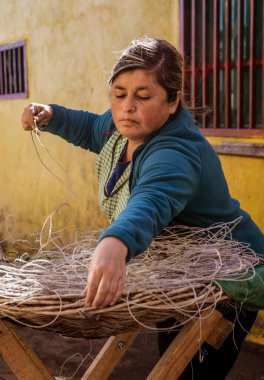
[208,137,264,232]
[207,136,264,345]
[0,0,179,240]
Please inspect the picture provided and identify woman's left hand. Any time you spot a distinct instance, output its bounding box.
[84,237,128,309]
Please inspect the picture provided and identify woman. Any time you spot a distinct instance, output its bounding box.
[22,37,264,379]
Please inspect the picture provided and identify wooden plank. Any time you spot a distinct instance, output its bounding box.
[206,315,233,349]
[81,329,140,380]
[146,310,223,380]
[213,142,264,157]
[0,320,55,380]
[0,311,233,380]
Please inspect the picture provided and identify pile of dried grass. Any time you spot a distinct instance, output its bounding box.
[0,220,260,339]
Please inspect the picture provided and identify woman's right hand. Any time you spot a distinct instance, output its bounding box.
[21,103,54,131]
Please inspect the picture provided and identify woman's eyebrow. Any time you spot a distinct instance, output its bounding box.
[113,85,150,91]
[112,85,126,90]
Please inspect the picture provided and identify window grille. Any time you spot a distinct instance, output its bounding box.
[0,40,28,100]
[180,0,264,136]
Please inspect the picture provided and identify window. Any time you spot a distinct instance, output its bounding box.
[0,40,28,100]
[180,0,264,136]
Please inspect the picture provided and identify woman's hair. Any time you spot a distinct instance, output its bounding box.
[109,37,183,103]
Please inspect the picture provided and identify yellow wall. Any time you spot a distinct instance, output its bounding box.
[0,0,179,241]
[207,137,264,231]
[208,136,264,345]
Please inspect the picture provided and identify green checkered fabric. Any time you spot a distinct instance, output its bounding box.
[96,131,131,222]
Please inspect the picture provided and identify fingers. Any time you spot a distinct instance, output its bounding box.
[21,103,53,131]
[83,237,128,309]
[21,103,36,131]
[85,272,125,309]
[33,109,48,125]
[109,276,125,306]
[84,268,104,307]
[34,105,53,126]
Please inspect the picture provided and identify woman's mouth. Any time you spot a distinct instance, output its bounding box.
[119,118,138,125]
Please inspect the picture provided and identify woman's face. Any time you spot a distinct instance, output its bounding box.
[110,69,179,147]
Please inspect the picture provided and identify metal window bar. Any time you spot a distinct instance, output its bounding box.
[0,53,3,94]
[17,46,22,93]
[12,48,17,94]
[23,45,28,95]
[0,40,27,100]
[237,0,244,130]
[202,0,208,128]
[213,0,220,130]
[180,0,264,136]
[180,0,185,97]
[191,0,197,108]
[249,0,256,130]
[180,0,191,106]
[224,0,231,129]
[3,51,8,94]
[8,50,13,94]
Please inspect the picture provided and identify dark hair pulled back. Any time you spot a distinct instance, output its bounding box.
[109,37,183,103]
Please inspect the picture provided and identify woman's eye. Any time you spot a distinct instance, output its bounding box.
[137,95,150,100]
[112,93,150,100]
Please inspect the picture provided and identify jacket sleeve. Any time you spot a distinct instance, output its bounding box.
[41,104,114,154]
[217,265,264,310]
[99,147,202,260]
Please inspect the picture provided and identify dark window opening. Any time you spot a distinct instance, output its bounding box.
[180,0,264,137]
[0,40,28,100]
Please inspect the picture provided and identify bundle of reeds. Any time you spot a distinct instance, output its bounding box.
[0,221,259,339]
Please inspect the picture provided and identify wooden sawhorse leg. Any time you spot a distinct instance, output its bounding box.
[0,309,233,380]
[0,319,140,380]
[80,329,140,379]
[0,319,55,380]
[81,309,233,380]
[146,309,233,379]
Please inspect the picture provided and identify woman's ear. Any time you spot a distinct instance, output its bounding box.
[170,91,182,114]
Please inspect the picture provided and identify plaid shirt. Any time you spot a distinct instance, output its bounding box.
[96,131,131,222]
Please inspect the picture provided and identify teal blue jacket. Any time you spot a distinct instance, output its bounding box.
[44,104,264,309]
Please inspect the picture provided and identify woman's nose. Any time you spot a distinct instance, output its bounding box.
[122,96,136,112]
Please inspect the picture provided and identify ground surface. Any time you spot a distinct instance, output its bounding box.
[0,324,264,380]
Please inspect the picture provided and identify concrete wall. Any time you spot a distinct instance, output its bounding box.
[207,136,264,345]
[0,0,179,240]
[208,137,264,232]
